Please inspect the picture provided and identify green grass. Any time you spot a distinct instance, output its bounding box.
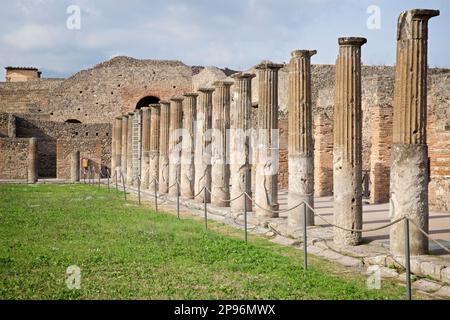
[0,184,408,300]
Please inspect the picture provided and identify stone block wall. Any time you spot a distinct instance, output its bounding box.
[313,110,333,197]
[0,138,30,179]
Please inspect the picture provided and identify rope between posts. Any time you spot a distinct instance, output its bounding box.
[407,217,450,255]
[204,187,245,203]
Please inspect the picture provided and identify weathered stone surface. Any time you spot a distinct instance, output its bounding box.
[412,279,442,293]
[287,50,316,227]
[441,267,450,284]
[435,286,450,299]
[126,113,134,185]
[333,37,366,246]
[194,88,213,203]
[168,97,183,196]
[180,94,197,198]
[70,150,80,183]
[389,9,440,256]
[27,137,38,183]
[254,61,283,218]
[120,115,128,178]
[367,265,399,278]
[149,104,160,191]
[230,73,254,214]
[211,81,232,207]
[158,101,170,194]
[336,256,363,268]
[141,107,151,189]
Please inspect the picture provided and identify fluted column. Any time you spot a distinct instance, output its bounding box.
[159,101,171,194]
[211,81,232,207]
[230,73,255,214]
[194,88,214,203]
[333,37,367,246]
[255,61,283,218]
[27,138,38,184]
[126,112,134,185]
[141,107,151,189]
[168,97,183,196]
[149,104,160,191]
[180,94,197,198]
[390,9,439,256]
[287,50,317,227]
[121,115,128,178]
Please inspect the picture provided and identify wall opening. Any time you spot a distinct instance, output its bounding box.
[65,119,82,124]
[136,96,159,109]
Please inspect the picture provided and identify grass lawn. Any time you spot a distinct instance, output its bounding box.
[0,184,409,300]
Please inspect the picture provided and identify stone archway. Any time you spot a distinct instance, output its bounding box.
[136,96,159,109]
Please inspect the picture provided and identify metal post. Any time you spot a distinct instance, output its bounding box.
[121,173,127,201]
[244,193,248,243]
[405,218,412,300]
[137,177,141,205]
[176,182,180,219]
[303,203,308,270]
[98,168,101,189]
[107,169,110,191]
[115,172,118,192]
[204,188,208,231]
[154,180,158,212]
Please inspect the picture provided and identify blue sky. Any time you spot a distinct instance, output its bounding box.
[0,0,448,79]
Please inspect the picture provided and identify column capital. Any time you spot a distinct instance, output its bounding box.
[198,87,215,93]
[231,72,256,80]
[290,50,317,58]
[159,100,171,105]
[128,112,134,116]
[170,96,184,102]
[183,92,199,98]
[397,9,440,40]
[338,37,367,46]
[213,80,233,88]
[255,60,284,70]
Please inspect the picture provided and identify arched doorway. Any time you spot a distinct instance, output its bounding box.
[65,119,82,124]
[136,96,159,109]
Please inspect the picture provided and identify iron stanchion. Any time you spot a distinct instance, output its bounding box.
[204,188,208,231]
[107,170,110,191]
[176,182,180,219]
[405,218,412,300]
[121,174,127,201]
[98,168,101,189]
[244,193,248,243]
[303,203,308,270]
[115,171,118,192]
[137,177,141,205]
[154,180,158,212]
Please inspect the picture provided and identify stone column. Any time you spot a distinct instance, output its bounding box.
[71,151,80,183]
[114,116,122,178]
[287,50,317,227]
[159,101,171,194]
[194,88,214,203]
[180,94,197,198]
[230,73,255,214]
[390,9,439,256]
[168,97,183,196]
[211,81,232,207]
[111,119,117,179]
[255,61,283,218]
[27,137,38,184]
[149,104,160,191]
[141,107,151,189]
[126,112,134,185]
[121,115,128,178]
[333,37,367,246]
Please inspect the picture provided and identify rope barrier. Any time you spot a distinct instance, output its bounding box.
[407,217,450,255]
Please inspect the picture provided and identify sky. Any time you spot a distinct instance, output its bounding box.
[0,0,448,79]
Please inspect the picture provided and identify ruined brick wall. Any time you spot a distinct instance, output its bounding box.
[0,138,30,179]
[0,113,9,137]
[428,73,450,212]
[57,138,103,179]
[47,57,192,124]
[0,79,63,114]
[12,115,111,178]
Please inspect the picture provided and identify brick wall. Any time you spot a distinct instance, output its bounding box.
[313,110,333,197]
[0,138,30,179]
[369,105,393,204]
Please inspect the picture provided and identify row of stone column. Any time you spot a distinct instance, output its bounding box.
[109,8,438,257]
